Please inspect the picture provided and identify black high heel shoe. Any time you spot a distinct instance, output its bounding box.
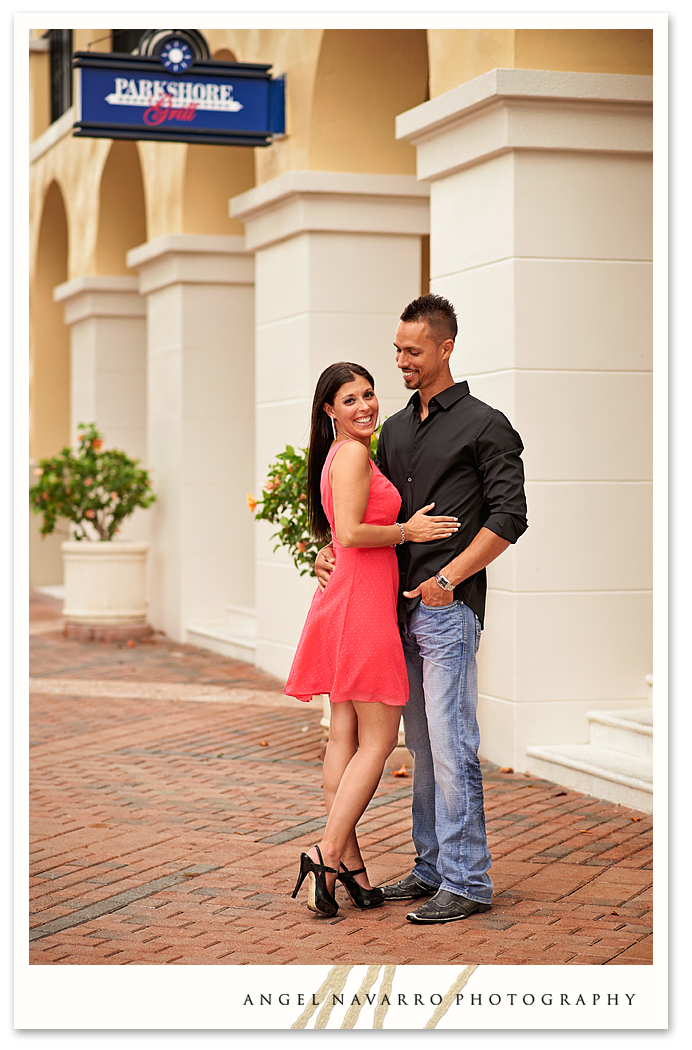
[337,862,385,910]
[291,845,339,917]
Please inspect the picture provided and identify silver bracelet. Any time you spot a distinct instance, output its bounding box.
[395,522,406,545]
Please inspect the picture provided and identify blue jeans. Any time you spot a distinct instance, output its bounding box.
[400,599,493,904]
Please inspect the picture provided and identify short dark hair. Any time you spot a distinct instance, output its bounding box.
[307,362,375,543]
[400,293,458,342]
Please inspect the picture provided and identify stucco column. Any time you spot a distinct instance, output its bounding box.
[397,69,653,769]
[126,234,255,647]
[53,275,148,543]
[231,172,430,679]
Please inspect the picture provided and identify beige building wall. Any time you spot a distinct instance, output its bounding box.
[28,27,655,781]
[29,178,70,585]
[428,28,653,97]
[397,68,653,769]
[232,172,430,677]
[127,235,256,645]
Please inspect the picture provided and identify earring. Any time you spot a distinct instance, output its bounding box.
[332,418,337,440]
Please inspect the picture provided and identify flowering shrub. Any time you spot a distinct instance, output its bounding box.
[29,423,156,542]
[248,445,315,575]
[249,429,380,576]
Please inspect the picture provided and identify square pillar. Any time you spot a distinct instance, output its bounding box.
[127,235,255,646]
[397,70,653,768]
[53,275,148,543]
[231,172,430,679]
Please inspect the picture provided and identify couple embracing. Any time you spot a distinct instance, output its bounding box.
[284,294,528,925]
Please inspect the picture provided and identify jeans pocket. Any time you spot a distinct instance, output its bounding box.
[419,599,457,611]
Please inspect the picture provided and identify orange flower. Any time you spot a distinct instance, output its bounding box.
[33,468,43,476]
[85,478,93,486]
[297,541,308,553]
[246,493,258,512]
[91,439,103,450]
[85,510,95,518]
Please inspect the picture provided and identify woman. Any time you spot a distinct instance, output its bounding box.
[285,362,459,917]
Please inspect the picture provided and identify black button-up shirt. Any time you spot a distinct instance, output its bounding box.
[376,381,528,628]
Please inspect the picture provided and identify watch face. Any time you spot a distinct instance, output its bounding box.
[159,38,194,72]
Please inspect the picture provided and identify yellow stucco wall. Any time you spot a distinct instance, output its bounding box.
[515,28,653,76]
[30,180,70,460]
[72,27,111,53]
[95,141,147,274]
[29,26,433,277]
[29,50,51,140]
[30,26,654,265]
[182,144,255,236]
[307,29,428,176]
[28,25,654,466]
[428,27,653,97]
[428,29,515,98]
[204,27,324,184]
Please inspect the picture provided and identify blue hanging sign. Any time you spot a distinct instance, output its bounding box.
[73,51,285,147]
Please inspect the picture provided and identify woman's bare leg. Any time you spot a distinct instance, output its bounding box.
[309,700,401,890]
[318,701,359,891]
[321,702,362,882]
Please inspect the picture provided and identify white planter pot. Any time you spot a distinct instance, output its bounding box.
[61,540,149,626]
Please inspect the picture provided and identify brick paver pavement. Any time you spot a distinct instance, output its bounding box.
[28,590,653,966]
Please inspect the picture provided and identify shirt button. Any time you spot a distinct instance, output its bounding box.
[407,477,412,482]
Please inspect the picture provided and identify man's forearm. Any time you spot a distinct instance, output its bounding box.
[442,527,509,586]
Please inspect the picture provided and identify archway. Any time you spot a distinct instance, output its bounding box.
[31,180,69,459]
[95,140,147,273]
[30,180,70,584]
[309,29,429,174]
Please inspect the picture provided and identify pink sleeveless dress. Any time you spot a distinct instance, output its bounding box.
[284,441,409,706]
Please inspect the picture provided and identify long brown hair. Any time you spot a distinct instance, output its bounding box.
[307,362,375,543]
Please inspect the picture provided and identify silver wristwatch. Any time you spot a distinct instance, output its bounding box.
[435,572,455,592]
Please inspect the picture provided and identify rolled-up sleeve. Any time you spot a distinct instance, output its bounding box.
[475,410,528,543]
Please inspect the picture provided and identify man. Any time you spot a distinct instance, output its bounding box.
[316,293,528,923]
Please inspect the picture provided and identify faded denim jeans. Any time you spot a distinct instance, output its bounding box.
[400,599,493,904]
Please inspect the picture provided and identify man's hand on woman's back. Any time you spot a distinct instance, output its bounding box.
[314,544,336,590]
